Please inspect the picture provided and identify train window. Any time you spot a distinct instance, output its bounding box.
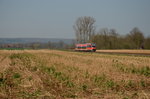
[87,45,91,47]
[82,46,86,49]
[92,44,96,47]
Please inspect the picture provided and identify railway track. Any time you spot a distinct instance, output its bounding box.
[96,51,150,57]
[63,49,150,56]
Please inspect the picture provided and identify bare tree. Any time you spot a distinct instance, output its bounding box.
[144,37,150,49]
[129,27,144,49]
[109,29,119,49]
[73,16,96,43]
[99,28,109,48]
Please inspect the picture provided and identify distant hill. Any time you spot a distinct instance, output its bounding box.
[0,38,75,44]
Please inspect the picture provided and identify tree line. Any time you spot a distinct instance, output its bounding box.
[74,16,150,49]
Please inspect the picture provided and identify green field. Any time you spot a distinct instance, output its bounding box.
[0,50,149,99]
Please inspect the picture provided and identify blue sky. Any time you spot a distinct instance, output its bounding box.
[0,0,150,38]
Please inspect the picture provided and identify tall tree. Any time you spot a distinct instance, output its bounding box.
[99,28,109,49]
[129,27,144,49]
[73,16,96,43]
[144,37,150,49]
[109,29,119,49]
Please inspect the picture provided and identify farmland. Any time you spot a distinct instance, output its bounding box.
[0,50,150,99]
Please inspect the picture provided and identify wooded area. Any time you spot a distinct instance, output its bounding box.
[92,27,150,49]
[74,16,150,49]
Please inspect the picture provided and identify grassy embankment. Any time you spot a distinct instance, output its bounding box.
[0,50,150,99]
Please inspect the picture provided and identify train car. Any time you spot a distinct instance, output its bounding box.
[75,43,96,52]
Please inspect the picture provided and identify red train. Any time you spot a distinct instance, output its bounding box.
[75,43,96,52]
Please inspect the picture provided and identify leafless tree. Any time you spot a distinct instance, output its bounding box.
[129,27,144,49]
[73,16,96,43]
[99,28,109,48]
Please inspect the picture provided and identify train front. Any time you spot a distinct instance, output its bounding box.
[85,43,96,52]
[91,43,96,52]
